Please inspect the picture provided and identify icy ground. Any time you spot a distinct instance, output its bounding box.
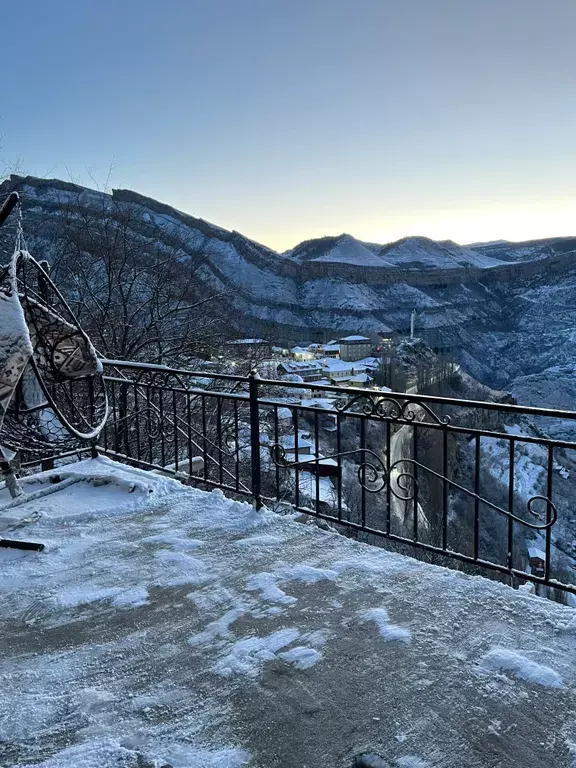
[0,457,575,768]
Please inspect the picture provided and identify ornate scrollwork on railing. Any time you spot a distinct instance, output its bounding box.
[146,406,162,440]
[269,442,557,530]
[387,458,557,531]
[269,443,387,493]
[401,400,451,425]
[335,393,401,419]
[335,393,450,425]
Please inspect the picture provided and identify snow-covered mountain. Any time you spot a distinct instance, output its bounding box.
[2,174,576,402]
[286,233,507,270]
[285,234,388,267]
[470,236,576,264]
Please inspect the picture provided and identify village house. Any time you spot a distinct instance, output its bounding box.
[343,372,373,387]
[353,356,380,371]
[277,359,325,382]
[527,547,546,578]
[297,342,340,360]
[320,343,340,358]
[290,346,316,361]
[280,431,315,455]
[338,335,373,362]
[307,378,333,397]
[299,399,338,430]
[321,358,372,385]
[276,407,294,424]
[321,358,356,382]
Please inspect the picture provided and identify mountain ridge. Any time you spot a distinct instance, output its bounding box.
[4,174,575,270]
[3,174,576,398]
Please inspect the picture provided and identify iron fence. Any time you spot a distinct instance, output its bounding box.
[91,360,576,600]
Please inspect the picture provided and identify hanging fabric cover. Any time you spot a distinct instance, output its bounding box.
[0,250,34,444]
[0,242,107,457]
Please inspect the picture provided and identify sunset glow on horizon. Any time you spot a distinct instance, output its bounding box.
[2,0,575,252]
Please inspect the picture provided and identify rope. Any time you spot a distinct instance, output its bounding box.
[15,211,24,254]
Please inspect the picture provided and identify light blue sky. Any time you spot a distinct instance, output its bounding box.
[2,0,575,250]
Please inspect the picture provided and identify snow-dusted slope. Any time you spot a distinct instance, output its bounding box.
[471,236,576,263]
[378,236,507,270]
[287,234,507,270]
[287,234,393,267]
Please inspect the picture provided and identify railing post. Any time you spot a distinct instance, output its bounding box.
[249,369,262,510]
[87,377,99,459]
[0,192,19,229]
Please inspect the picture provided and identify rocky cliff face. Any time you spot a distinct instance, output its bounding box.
[1,174,576,404]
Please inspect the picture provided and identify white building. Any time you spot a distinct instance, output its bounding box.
[352,356,380,370]
[324,359,372,387]
[280,431,314,455]
[322,359,356,382]
[342,372,373,387]
[278,359,325,381]
[290,346,316,361]
[276,407,294,423]
[321,344,340,359]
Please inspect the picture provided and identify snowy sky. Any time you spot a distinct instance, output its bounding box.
[2,0,575,251]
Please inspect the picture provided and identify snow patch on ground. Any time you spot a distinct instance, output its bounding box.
[186,585,237,612]
[142,531,204,549]
[154,549,211,586]
[277,563,338,583]
[332,553,414,578]
[0,456,182,525]
[22,740,250,768]
[396,758,432,768]
[212,628,301,677]
[478,648,563,687]
[245,572,297,605]
[559,614,576,634]
[278,645,323,669]
[235,533,283,547]
[189,608,246,647]
[199,490,277,532]
[53,585,124,610]
[111,586,150,608]
[244,563,337,607]
[360,607,412,643]
[1,458,575,767]
[355,753,391,767]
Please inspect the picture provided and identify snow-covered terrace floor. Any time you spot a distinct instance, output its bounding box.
[1,458,575,768]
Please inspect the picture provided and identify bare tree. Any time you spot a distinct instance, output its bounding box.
[42,189,227,365]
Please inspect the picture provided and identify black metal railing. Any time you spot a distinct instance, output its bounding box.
[90,360,576,600]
